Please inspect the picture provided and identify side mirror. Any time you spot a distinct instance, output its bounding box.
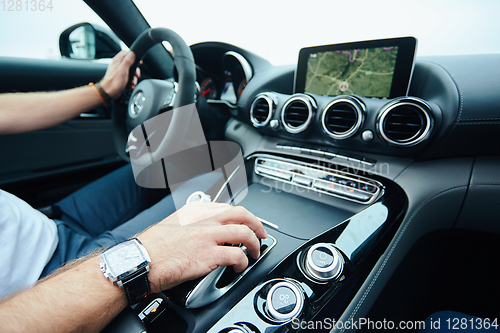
[59,22,122,60]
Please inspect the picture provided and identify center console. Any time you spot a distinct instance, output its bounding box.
[104,146,407,333]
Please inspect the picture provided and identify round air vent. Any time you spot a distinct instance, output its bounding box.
[281,95,316,134]
[321,98,364,140]
[378,98,433,147]
[250,94,274,127]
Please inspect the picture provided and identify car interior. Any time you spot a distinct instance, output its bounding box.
[1,0,499,332]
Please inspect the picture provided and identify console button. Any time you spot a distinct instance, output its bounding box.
[361,130,374,142]
[305,243,344,281]
[271,286,297,314]
[341,188,372,202]
[360,183,377,193]
[314,180,372,202]
[255,166,292,181]
[293,175,312,187]
[266,281,303,321]
[311,246,334,268]
[346,180,358,188]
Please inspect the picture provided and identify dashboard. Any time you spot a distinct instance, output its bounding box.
[112,38,500,333]
[192,39,500,162]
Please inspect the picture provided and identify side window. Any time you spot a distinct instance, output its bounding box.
[0,0,118,60]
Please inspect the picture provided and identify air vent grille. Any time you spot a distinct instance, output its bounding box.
[379,99,433,147]
[284,101,308,126]
[281,95,315,134]
[322,99,363,139]
[250,95,273,127]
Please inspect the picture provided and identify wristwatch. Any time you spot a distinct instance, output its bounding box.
[100,238,151,305]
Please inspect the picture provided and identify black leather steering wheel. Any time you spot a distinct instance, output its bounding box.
[112,28,196,167]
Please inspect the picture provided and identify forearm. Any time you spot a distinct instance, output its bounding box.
[0,203,266,332]
[0,85,102,135]
[0,256,127,332]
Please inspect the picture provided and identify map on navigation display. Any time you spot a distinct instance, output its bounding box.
[305,46,399,98]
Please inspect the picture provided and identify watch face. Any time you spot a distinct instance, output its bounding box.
[103,240,147,278]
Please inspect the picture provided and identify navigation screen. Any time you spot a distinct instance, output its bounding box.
[305,47,398,98]
[295,37,417,99]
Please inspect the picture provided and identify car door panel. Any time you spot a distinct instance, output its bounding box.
[0,56,108,92]
[0,56,121,203]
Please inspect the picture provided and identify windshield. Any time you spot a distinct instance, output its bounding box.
[133,0,500,66]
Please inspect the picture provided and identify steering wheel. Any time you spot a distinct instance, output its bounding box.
[112,28,196,169]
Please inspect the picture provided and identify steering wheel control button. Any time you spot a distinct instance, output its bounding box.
[266,281,304,321]
[305,243,344,281]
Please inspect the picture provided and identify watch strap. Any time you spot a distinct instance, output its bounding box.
[122,268,151,305]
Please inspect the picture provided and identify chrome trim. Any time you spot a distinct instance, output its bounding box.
[266,281,304,321]
[224,51,253,82]
[253,155,383,205]
[227,328,247,333]
[250,94,274,128]
[274,145,376,166]
[305,243,344,281]
[194,81,200,104]
[281,94,316,134]
[129,90,146,118]
[138,297,164,321]
[321,97,364,140]
[206,99,237,109]
[377,97,433,147]
[79,112,105,118]
[258,217,279,230]
[185,235,277,309]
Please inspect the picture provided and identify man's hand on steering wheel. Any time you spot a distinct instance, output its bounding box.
[111,28,197,164]
[100,50,141,99]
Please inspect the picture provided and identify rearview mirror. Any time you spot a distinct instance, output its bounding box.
[59,22,122,60]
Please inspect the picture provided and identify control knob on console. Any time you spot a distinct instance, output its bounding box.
[305,243,344,281]
[265,281,304,322]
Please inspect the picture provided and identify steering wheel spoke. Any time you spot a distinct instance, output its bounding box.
[111,28,196,166]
